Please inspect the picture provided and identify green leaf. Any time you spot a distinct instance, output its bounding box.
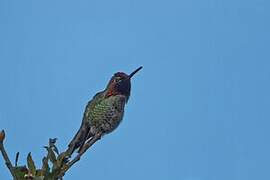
[36,169,43,176]
[13,166,28,179]
[42,157,50,176]
[52,145,59,155]
[33,177,44,180]
[44,146,57,164]
[27,152,36,176]
[48,149,57,164]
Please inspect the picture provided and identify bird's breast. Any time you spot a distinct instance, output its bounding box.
[89,95,126,133]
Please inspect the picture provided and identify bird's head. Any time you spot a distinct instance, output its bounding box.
[105,66,143,101]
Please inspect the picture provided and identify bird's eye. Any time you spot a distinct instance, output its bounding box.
[115,77,121,83]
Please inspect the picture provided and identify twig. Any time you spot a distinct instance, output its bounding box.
[58,132,102,178]
[15,152,19,166]
[0,130,18,179]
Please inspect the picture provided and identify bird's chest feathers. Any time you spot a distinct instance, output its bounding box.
[90,95,126,121]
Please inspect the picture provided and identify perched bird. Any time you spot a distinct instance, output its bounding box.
[67,66,142,155]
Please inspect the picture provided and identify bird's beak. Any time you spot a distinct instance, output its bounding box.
[129,66,143,79]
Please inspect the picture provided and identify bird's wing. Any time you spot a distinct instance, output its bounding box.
[67,91,104,155]
[82,91,104,124]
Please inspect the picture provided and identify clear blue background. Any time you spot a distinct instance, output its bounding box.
[1,0,270,179]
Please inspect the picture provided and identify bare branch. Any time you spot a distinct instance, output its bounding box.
[57,132,102,178]
[0,130,18,179]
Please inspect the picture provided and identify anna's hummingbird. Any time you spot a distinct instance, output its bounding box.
[67,66,142,154]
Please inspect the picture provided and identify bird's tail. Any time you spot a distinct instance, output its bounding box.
[66,123,92,156]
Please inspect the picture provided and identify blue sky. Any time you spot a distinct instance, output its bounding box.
[1,0,270,179]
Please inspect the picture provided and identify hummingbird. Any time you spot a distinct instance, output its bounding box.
[67,66,142,155]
